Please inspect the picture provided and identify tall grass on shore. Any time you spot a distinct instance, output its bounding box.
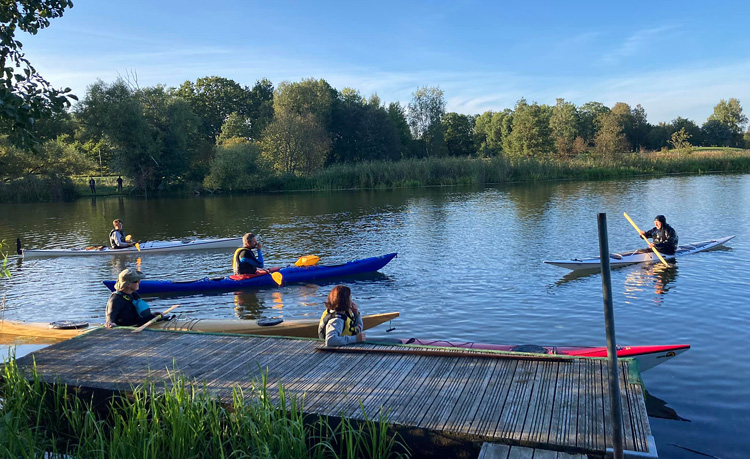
[0,356,409,458]
[278,149,750,191]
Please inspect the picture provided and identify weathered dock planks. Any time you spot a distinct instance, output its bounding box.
[13,328,656,457]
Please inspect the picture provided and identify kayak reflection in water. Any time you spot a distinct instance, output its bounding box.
[105,268,166,327]
[318,285,365,347]
[638,215,678,255]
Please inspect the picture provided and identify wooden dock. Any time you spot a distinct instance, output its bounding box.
[14,328,657,458]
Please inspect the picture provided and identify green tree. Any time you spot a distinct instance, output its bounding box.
[549,98,579,157]
[407,86,446,157]
[204,138,265,190]
[174,76,254,141]
[274,78,335,125]
[0,0,77,148]
[248,78,274,139]
[442,112,475,157]
[669,117,702,147]
[610,102,635,151]
[630,104,650,152]
[260,111,329,175]
[594,111,629,156]
[386,102,412,158]
[76,80,202,190]
[701,119,733,147]
[646,123,671,150]
[217,112,253,144]
[708,98,747,146]
[503,99,553,158]
[668,127,693,155]
[0,135,92,182]
[578,102,610,144]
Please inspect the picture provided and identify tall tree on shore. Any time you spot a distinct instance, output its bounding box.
[442,112,475,157]
[503,99,553,158]
[707,98,747,146]
[174,76,254,142]
[407,86,446,157]
[630,104,650,152]
[386,102,412,158]
[260,110,329,175]
[550,98,579,157]
[578,102,610,145]
[594,111,629,156]
[0,0,77,148]
[610,102,635,151]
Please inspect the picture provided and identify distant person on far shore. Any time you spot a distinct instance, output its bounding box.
[116,176,123,193]
[89,177,96,194]
[109,219,136,249]
[318,285,365,346]
[639,215,678,255]
[233,233,264,274]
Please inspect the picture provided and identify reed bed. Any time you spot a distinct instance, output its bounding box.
[0,356,409,459]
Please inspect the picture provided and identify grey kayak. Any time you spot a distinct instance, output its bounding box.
[544,235,735,271]
[19,236,242,258]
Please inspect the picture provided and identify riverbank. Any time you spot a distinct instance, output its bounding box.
[0,356,407,458]
[2,148,748,202]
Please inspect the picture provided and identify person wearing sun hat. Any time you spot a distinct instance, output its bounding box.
[105,268,165,327]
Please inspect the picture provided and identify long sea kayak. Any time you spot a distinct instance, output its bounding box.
[544,235,735,271]
[19,236,242,258]
[389,338,689,372]
[0,312,400,343]
[103,253,398,294]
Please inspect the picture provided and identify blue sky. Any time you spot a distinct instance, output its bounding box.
[20,0,750,125]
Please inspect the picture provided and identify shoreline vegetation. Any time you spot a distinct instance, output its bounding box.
[0,356,409,458]
[2,148,749,202]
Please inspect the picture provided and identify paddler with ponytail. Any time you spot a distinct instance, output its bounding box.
[233,233,264,275]
[318,285,365,346]
[105,268,169,327]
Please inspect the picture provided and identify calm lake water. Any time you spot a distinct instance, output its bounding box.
[1,174,748,458]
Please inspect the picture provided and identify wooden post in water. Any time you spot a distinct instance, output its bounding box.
[597,213,624,459]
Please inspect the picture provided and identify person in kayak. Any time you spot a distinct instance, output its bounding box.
[318,285,365,346]
[109,219,136,249]
[639,215,679,255]
[105,268,167,327]
[233,233,264,275]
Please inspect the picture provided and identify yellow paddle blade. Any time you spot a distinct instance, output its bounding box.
[294,255,321,266]
[135,242,141,252]
[271,271,283,286]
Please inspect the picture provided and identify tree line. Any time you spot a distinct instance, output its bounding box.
[2,2,749,195]
[2,75,748,193]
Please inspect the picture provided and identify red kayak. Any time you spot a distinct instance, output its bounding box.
[393,339,690,372]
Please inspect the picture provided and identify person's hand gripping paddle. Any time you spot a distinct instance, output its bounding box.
[623,212,670,267]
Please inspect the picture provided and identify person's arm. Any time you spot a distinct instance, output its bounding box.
[112,231,127,248]
[256,248,264,268]
[642,227,656,239]
[325,317,359,347]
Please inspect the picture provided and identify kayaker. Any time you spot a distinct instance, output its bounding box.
[233,233,264,275]
[639,215,678,255]
[318,285,365,346]
[109,219,136,249]
[105,268,166,327]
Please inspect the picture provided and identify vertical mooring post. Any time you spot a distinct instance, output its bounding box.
[597,213,624,459]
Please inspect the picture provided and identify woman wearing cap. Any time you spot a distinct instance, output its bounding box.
[639,215,679,255]
[317,285,365,347]
[105,268,164,327]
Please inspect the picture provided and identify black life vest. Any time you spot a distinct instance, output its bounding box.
[109,229,125,248]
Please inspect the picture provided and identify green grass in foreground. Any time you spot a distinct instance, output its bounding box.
[0,356,409,459]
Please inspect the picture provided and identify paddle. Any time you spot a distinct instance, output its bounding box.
[271,271,283,286]
[132,304,179,333]
[623,212,670,267]
[135,242,140,252]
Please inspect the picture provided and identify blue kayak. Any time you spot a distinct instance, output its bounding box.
[103,253,397,294]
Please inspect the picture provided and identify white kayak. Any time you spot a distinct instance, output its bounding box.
[544,235,735,271]
[18,236,242,258]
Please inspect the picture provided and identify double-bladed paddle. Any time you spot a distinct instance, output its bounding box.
[132,304,179,333]
[623,212,670,267]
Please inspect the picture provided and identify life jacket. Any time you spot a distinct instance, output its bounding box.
[232,247,242,273]
[117,291,150,317]
[318,310,357,339]
[109,229,125,248]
